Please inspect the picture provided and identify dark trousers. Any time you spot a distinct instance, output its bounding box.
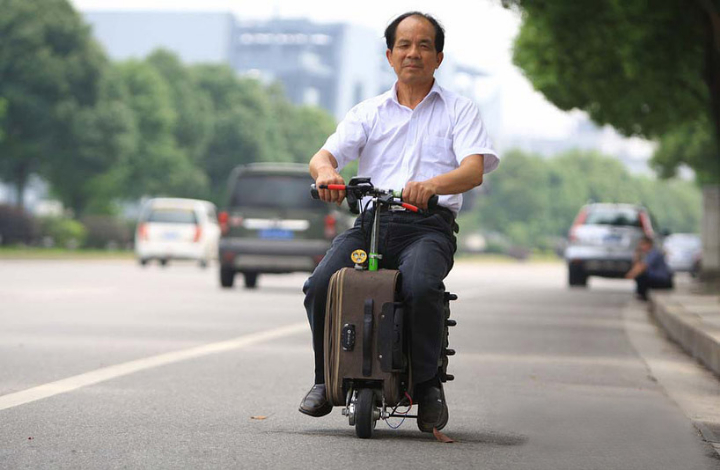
[635,272,673,300]
[303,209,456,386]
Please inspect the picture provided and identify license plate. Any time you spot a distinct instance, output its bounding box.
[163,232,180,240]
[603,234,622,245]
[259,229,294,240]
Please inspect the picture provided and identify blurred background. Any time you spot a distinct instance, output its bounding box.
[0,0,717,278]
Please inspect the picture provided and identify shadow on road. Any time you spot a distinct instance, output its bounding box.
[263,428,528,446]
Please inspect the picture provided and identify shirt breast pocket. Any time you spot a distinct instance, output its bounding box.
[422,135,455,170]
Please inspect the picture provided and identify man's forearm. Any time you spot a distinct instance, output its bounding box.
[309,149,345,204]
[426,154,484,195]
[309,149,339,180]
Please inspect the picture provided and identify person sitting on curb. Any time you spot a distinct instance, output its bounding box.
[625,235,674,301]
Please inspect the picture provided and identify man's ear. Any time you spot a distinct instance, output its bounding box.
[436,51,444,69]
[386,49,393,65]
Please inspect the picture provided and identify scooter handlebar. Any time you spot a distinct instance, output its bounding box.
[310,183,439,211]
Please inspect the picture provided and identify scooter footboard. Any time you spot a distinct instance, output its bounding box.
[323,268,405,406]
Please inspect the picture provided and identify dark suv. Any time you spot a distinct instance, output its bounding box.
[218,163,350,288]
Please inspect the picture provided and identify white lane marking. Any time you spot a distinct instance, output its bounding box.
[0,322,307,411]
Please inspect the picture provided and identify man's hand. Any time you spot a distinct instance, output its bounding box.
[402,180,438,209]
[625,261,647,279]
[402,155,483,208]
[316,168,346,205]
[309,149,345,205]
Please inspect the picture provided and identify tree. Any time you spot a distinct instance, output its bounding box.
[145,50,214,166]
[265,82,337,164]
[192,65,288,202]
[469,150,552,247]
[0,98,6,142]
[507,0,718,181]
[464,149,702,250]
[505,0,720,276]
[111,59,208,200]
[0,0,106,208]
[45,65,138,215]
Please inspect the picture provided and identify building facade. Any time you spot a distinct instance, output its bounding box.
[83,11,384,120]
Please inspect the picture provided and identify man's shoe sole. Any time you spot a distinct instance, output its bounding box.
[298,402,333,417]
[417,387,449,433]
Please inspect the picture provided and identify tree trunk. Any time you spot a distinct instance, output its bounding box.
[14,164,28,211]
[698,0,720,281]
[700,185,720,281]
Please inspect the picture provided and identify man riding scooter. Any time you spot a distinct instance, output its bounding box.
[300,11,500,432]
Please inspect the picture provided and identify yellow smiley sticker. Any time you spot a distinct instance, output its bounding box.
[351,249,368,264]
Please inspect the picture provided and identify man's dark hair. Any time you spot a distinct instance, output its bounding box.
[385,12,445,53]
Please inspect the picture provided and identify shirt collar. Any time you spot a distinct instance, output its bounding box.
[386,80,444,107]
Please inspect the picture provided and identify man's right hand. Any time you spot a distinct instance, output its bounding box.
[316,168,346,205]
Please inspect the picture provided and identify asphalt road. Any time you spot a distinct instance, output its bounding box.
[1,259,718,469]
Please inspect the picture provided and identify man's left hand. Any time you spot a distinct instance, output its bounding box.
[403,180,438,209]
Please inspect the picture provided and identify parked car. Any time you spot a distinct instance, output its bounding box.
[564,203,655,287]
[135,198,221,267]
[663,233,702,274]
[218,163,351,289]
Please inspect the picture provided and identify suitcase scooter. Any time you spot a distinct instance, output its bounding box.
[311,177,457,438]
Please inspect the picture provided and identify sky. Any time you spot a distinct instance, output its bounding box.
[70,0,654,161]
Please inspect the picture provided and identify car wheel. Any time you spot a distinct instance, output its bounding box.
[199,259,208,269]
[220,266,235,288]
[160,259,168,267]
[243,272,258,289]
[139,258,148,267]
[568,263,588,287]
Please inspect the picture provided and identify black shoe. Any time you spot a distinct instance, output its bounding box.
[416,382,449,433]
[299,384,333,417]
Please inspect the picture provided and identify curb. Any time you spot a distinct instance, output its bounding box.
[649,293,720,378]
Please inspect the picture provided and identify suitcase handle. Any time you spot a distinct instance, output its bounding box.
[363,298,374,377]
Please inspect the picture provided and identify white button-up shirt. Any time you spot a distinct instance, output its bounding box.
[322,81,499,215]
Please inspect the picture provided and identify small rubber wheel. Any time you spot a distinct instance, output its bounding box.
[355,388,377,439]
[243,272,258,289]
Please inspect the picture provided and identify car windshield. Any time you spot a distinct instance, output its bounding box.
[231,174,325,210]
[585,207,641,227]
[146,208,197,224]
[665,235,701,249]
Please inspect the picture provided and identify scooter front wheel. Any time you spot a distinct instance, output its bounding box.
[355,388,377,439]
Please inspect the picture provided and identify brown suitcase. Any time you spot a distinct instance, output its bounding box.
[323,267,408,407]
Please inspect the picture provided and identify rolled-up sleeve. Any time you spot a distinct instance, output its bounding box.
[452,100,499,174]
[321,105,367,171]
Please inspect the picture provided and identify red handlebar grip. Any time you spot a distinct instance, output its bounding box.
[401,203,419,213]
[326,184,346,190]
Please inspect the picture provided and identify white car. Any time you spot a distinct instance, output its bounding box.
[135,198,221,267]
[663,233,701,273]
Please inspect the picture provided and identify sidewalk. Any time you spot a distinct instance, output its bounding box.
[649,278,720,377]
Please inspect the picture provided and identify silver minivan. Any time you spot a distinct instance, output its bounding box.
[564,203,655,286]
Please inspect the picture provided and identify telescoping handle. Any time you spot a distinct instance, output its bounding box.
[310,184,439,212]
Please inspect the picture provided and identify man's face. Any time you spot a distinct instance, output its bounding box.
[386,16,444,86]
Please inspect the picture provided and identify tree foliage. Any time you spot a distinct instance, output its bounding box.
[0,0,107,206]
[465,149,702,249]
[0,0,339,213]
[506,0,720,184]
